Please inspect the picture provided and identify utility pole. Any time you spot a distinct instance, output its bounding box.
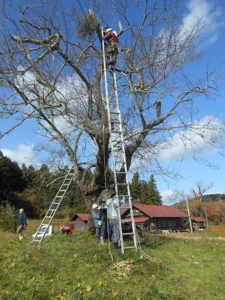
[205,207,208,226]
[186,197,193,234]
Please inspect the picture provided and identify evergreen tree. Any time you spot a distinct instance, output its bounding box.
[21,164,37,187]
[141,175,162,205]
[140,181,149,203]
[0,151,27,203]
[131,172,141,200]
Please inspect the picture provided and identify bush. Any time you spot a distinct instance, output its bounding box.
[0,204,17,232]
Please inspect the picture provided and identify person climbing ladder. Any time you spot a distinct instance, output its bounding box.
[103,28,119,70]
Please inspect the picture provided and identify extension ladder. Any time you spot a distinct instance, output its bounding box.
[31,167,74,244]
[102,29,137,253]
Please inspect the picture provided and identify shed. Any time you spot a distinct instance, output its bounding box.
[71,213,89,232]
[191,216,207,230]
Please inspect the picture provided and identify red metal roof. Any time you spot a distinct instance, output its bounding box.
[123,216,149,223]
[191,216,207,222]
[71,213,89,221]
[132,203,188,218]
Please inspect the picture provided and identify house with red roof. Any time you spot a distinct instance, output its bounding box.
[121,203,189,232]
[71,213,89,232]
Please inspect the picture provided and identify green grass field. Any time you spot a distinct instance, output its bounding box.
[0,220,224,300]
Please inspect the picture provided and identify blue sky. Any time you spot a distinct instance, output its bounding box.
[0,0,225,204]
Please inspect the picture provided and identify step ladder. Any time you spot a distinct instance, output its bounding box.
[102,28,137,254]
[31,167,74,244]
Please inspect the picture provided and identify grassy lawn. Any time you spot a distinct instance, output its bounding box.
[0,220,224,300]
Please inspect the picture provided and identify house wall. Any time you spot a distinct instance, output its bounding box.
[155,217,184,229]
[192,221,206,231]
[73,219,88,232]
[123,209,185,231]
[136,221,150,233]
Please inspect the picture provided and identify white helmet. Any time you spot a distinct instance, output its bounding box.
[92,204,98,210]
[106,28,112,33]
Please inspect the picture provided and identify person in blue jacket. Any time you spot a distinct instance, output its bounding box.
[15,208,27,240]
[91,204,100,238]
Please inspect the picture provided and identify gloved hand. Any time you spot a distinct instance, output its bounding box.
[98,220,102,226]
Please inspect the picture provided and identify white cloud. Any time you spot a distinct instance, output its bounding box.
[181,0,224,43]
[15,69,89,136]
[1,144,37,167]
[161,189,177,204]
[158,116,225,162]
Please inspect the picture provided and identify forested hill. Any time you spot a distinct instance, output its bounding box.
[174,194,225,223]
[198,194,225,202]
[174,194,225,207]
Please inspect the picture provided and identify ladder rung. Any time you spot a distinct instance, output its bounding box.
[123,246,136,249]
[117,183,128,186]
[110,111,120,115]
[121,219,132,223]
[111,130,122,134]
[116,171,126,174]
[122,232,134,236]
[111,140,122,143]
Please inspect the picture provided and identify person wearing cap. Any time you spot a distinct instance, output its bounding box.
[106,193,120,249]
[91,203,100,238]
[103,28,119,70]
[98,200,107,244]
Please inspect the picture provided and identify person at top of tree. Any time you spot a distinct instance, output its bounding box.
[103,28,119,71]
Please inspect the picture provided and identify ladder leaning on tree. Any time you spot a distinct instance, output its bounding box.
[101,28,137,254]
[31,167,74,244]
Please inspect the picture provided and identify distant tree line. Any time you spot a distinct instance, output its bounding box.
[0,151,87,217]
[0,152,162,217]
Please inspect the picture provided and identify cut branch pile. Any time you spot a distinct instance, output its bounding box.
[109,260,134,279]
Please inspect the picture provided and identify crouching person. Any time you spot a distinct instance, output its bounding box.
[60,225,73,234]
[106,193,120,249]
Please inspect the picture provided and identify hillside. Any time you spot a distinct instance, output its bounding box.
[174,193,225,224]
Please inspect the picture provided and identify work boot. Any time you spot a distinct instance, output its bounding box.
[114,242,119,249]
[100,236,104,244]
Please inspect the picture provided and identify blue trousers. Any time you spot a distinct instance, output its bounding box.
[100,220,107,239]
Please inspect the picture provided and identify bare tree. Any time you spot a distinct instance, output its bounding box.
[0,1,221,223]
[191,181,213,217]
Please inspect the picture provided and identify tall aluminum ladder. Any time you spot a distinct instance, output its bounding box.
[31,167,74,244]
[102,29,137,254]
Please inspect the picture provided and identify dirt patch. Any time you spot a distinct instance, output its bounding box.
[208,225,225,235]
